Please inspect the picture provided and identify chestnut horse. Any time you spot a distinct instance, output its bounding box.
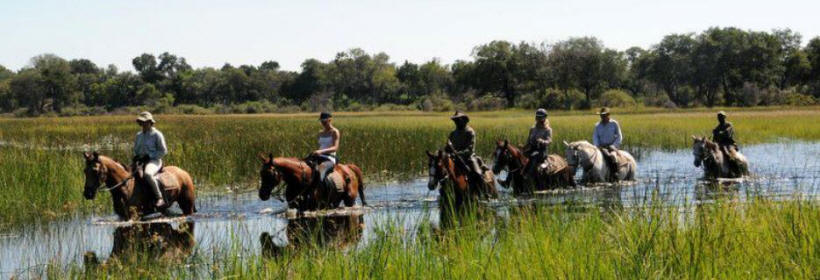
[258,154,366,211]
[492,140,575,194]
[426,150,497,212]
[82,152,197,220]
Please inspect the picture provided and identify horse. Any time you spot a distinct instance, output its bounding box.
[426,150,496,211]
[492,140,575,194]
[692,136,749,179]
[563,141,637,184]
[85,221,195,267]
[258,153,366,211]
[82,152,197,220]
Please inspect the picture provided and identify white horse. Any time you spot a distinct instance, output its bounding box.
[564,140,637,183]
[692,136,749,179]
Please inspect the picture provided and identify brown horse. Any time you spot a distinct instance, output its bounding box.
[258,153,366,211]
[82,152,197,220]
[426,150,497,210]
[492,140,575,194]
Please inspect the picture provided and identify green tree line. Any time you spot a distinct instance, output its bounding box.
[1,27,820,116]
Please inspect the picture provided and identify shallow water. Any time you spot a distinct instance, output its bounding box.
[1,141,818,278]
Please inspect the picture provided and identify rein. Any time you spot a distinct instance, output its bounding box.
[100,176,133,191]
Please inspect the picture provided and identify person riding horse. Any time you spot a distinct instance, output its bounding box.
[712,111,737,152]
[448,111,483,179]
[592,107,623,181]
[500,108,552,188]
[133,111,168,208]
[310,112,341,192]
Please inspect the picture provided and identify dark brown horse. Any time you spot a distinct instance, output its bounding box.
[82,152,197,220]
[258,154,366,211]
[492,140,575,194]
[426,150,496,210]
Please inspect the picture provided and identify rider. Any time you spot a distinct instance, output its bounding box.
[133,111,168,208]
[523,108,552,180]
[592,107,623,180]
[448,111,483,178]
[712,111,737,152]
[311,112,341,191]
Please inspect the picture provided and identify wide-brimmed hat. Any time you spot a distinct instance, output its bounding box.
[535,108,548,118]
[319,112,332,120]
[136,111,155,123]
[717,111,727,117]
[597,107,611,115]
[450,111,469,122]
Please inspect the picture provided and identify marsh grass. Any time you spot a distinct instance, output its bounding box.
[29,198,819,279]
[1,108,820,227]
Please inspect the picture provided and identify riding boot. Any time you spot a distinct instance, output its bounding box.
[145,174,166,208]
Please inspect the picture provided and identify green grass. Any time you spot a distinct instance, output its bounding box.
[34,198,820,279]
[1,108,820,228]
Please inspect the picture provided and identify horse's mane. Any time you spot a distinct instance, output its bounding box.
[568,140,594,149]
[98,155,130,172]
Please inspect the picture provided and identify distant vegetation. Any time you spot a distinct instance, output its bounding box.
[1,27,820,116]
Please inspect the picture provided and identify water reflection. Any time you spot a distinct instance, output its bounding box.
[84,222,195,266]
[260,214,364,257]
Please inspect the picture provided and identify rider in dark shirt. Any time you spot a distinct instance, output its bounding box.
[712,111,736,150]
[448,111,483,178]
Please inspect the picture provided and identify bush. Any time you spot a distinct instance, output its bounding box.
[517,88,585,110]
[782,92,816,106]
[417,94,454,112]
[59,104,107,116]
[467,94,507,111]
[174,104,214,115]
[598,89,637,108]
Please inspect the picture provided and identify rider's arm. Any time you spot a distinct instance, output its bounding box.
[613,121,623,148]
[592,124,600,146]
[539,127,553,146]
[134,132,141,156]
[152,131,168,160]
[465,128,476,155]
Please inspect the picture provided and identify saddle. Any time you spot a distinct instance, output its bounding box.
[134,161,179,191]
[325,165,355,193]
[537,155,568,175]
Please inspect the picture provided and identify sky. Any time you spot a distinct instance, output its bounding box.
[1,0,818,72]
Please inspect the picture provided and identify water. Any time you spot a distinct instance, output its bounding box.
[1,141,818,278]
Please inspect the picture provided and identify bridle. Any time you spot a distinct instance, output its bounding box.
[90,162,132,192]
[496,146,525,175]
[568,145,598,171]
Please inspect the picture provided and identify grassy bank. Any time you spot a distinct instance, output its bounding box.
[34,198,820,279]
[1,108,820,228]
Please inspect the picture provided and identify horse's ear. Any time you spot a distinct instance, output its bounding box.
[426,150,434,158]
[691,135,697,141]
[83,152,91,160]
[437,150,443,157]
[268,153,274,162]
[258,153,267,163]
[503,139,509,147]
[563,140,569,146]
[92,151,99,161]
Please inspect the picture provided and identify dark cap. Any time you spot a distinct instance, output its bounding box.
[717,111,727,117]
[450,111,469,123]
[319,112,332,120]
[598,107,611,115]
[535,108,548,118]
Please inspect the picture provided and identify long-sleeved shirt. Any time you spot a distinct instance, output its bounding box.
[593,120,623,148]
[525,126,552,152]
[134,127,168,160]
[448,126,476,157]
[712,122,735,147]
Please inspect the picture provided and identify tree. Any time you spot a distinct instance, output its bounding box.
[9,69,46,114]
[647,34,696,106]
[547,37,625,108]
[132,53,161,84]
[31,54,79,112]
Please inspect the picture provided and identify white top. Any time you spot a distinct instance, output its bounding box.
[593,120,623,148]
[318,135,336,156]
[134,127,168,160]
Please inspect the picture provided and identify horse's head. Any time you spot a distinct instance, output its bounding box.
[258,153,282,201]
[692,136,717,168]
[82,151,104,199]
[426,150,447,191]
[492,140,511,174]
[564,140,594,172]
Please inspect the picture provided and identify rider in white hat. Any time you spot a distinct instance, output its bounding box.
[134,111,168,208]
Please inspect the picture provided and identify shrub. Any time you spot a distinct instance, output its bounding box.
[467,94,507,111]
[417,94,454,112]
[598,89,637,108]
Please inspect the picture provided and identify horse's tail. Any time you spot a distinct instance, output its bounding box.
[349,164,367,206]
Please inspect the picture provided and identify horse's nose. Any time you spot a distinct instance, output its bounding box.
[693,159,701,167]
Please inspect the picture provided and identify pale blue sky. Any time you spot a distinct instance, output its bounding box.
[1,0,818,72]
